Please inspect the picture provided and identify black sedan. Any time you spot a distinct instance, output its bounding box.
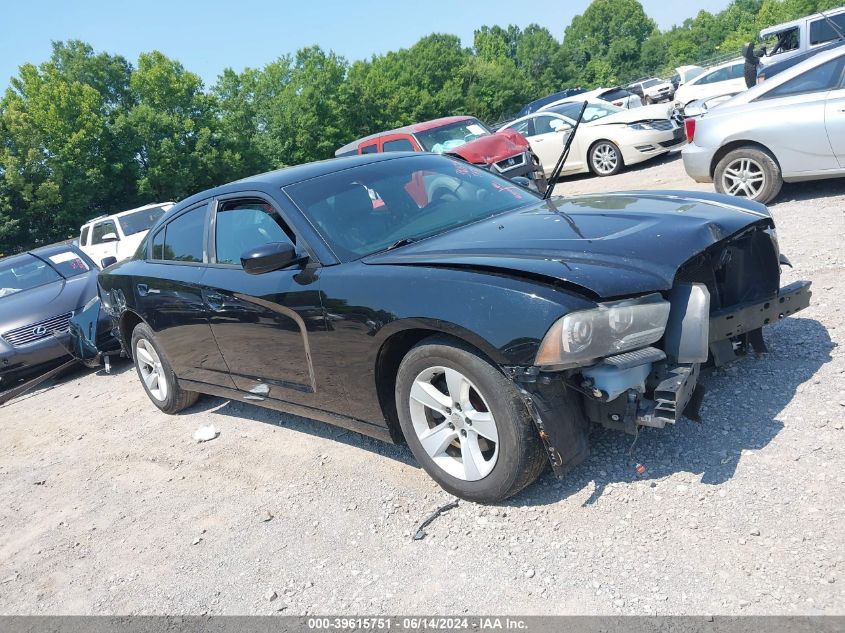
[0,244,112,388]
[73,153,810,502]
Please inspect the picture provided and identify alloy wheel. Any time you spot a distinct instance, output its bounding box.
[721,157,765,198]
[135,338,168,402]
[408,366,499,481]
[591,143,619,175]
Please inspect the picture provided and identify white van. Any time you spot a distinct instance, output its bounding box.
[79,202,174,267]
[758,7,845,68]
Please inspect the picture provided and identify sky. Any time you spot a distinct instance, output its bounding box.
[0,0,734,90]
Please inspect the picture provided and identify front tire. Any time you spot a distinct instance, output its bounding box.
[131,323,198,414]
[714,146,782,204]
[589,140,623,176]
[395,336,546,503]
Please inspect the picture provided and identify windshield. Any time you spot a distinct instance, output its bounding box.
[285,154,537,262]
[549,101,621,122]
[415,119,491,153]
[118,205,168,236]
[642,78,661,88]
[0,250,89,298]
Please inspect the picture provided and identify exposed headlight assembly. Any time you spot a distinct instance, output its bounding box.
[535,293,671,368]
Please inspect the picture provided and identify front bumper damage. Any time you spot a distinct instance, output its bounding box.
[506,279,812,477]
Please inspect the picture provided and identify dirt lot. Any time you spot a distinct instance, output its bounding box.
[1,155,843,615]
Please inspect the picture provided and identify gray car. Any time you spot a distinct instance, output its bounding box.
[0,244,111,387]
[682,45,845,203]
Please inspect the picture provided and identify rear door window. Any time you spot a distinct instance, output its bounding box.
[151,204,208,263]
[760,58,845,99]
[382,138,415,152]
[92,220,118,244]
[810,14,845,45]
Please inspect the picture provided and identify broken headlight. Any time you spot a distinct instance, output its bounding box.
[535,293,671,368]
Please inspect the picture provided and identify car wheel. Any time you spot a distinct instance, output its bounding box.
[589,141,623,177]
[714,147,783,204]
[395,336,546,503]
[131,322,198,414]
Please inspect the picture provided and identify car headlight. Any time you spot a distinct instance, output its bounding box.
[535,293,671,368]
[628,122,655,131]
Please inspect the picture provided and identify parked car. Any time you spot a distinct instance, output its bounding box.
[755,6,845,71]
[671,65,705,90]
[335,116,546,191]
[682,45,845,204]
[502,101,683,177]
[69,152,810,502]
[628,77,675,103]
[515,87,585,118]
[673,59,747,106]
[541,87,643,110]
[79,202,175,268]
[0,244,112,388]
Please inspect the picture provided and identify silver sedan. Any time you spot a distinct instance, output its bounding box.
[682,45,845,203]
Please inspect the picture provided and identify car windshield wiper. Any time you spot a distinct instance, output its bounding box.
[385,237,417,251]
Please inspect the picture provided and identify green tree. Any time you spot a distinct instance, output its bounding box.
[562,0,658,83]
[0,41,135,251]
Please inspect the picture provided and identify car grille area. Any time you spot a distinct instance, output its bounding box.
[646,119,675,131]
[3,312,73,348]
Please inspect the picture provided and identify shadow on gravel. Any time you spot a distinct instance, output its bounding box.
[774,177,845,204]
[198,396,417,466]
[507,316,833,508]
[554,152,681,187]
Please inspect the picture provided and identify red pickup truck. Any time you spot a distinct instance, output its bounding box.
[335,116,547,191]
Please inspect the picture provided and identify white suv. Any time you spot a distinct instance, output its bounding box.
[79,202,174,267]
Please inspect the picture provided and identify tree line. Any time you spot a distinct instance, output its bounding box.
[0,0,839,253]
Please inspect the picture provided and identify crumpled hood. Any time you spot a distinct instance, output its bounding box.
[589,103,675,126]
[364,190,773,299]
[0,274,96,336]
[449,128,530,164]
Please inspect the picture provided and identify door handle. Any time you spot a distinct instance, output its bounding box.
[137,283,159,296]
[534,138,544,142]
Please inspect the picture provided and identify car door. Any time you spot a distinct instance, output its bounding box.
[137,201,235,389]
[825,66,845,167]
[89,220,120,267]
[522,115,565,174]
[532,114,583,174]
[202,192,326,406]
[755,56,845,174]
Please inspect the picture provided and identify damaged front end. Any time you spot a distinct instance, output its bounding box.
[506,224,811,477]
[63,295,122,368]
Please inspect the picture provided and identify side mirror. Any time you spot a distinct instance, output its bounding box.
[241,242,307,275]
[100,256,118,269]
[101,232,119,242]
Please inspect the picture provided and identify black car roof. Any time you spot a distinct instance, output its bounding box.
[168,153,413,214]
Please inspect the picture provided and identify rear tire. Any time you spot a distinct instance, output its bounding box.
[714,146,782,204]
[131,323,198,414]
[395,336,546,503]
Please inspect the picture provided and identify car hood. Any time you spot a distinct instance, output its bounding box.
[448,128,530,164]
[0,273,95,334]
[589,103,674,126]
[363,191,773,299]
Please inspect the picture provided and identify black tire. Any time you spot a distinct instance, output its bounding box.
[130,322,198,414]
[714,146,782,204]
[395,335,546,503]
[588,140,624,177]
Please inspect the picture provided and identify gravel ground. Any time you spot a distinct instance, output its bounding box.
[1,155,843,615]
